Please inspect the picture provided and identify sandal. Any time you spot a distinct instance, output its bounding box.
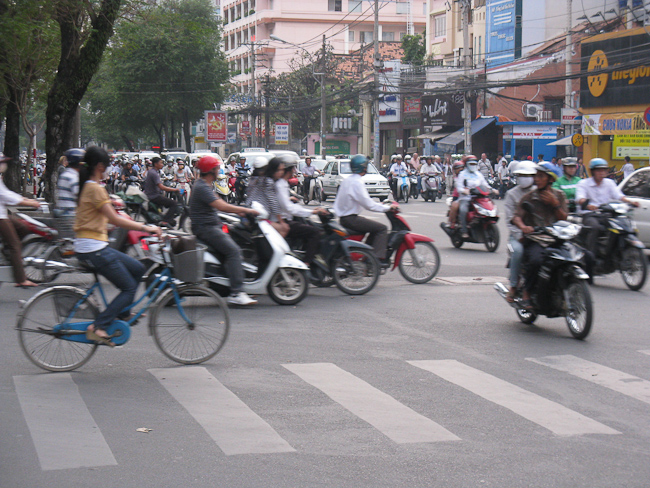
[505,292,516,303]
[86,330,115,347]
[520,299,534,311]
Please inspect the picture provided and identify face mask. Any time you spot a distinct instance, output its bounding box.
[518,176,534,188]
[467,164,477,173]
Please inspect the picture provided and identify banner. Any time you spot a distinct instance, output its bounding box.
[612,134,650,159]
[205,111,227,142]
[241,120,250,134]
[275,123,289,145]
[582,112,650,135]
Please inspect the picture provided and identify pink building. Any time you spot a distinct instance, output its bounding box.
[222,0,426,94]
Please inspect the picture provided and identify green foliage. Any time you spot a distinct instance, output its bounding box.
[401,34,426,66]
[86,0,228,147]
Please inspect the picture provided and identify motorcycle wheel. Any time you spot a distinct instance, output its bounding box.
[398,241,440,284]
[484,224,500,252]
[267,268,309,305]
[314,186,322,204]
[403,188,409,203]
[565,280,593,340]
[22,239,62,284]
[620,246,647,291]
[430,190,437,203]
[321,190,327,202]
[516,307,537,324]
[332,249,380,295]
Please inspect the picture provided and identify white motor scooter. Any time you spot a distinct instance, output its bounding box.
[202,202,310,305]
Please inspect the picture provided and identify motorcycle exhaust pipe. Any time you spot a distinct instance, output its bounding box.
[493,282,509,299]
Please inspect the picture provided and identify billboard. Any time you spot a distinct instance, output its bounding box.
[486,0,522,68]
[275,123,289,145]
[421,94,464,126]
[205,111,227,142]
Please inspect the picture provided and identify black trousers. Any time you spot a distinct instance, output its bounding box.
[288,220,321,264]
[582,214,604,257]
[339,214,388,260]
[149,195,179,223]
[523,240,546,292]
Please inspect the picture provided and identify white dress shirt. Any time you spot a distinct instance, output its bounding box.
[275,178,313,220]
[575,177,625,213]
[333,174,388,217]
[0,176,24,219]
[622,162,634,179]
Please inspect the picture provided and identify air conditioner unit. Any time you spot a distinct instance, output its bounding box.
[525,104,543,118]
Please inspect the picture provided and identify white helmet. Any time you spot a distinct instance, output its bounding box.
[404,154,412,161]
[253,156,268,169]
[513,161,537,176]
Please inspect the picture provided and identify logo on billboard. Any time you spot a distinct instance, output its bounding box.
[205,111,227,142]
[587,50,608,98]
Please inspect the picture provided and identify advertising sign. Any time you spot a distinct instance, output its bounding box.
[581,112,650,135]
[612,134,650,159]
[512,125,557,139]
[486,0,522,68]
[581,30,650,109]
[403,97,421,113]
[561,108,582,125]
[275,123,289,145]
[421,94,464,126]
[205,111,227,142]
[241,120,250,134]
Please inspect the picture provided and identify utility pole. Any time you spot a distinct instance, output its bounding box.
[264,74,270,149]
[461,0,472,155]
[564,0,573,142]
[373,0,380,163]
[250,42,257,147]
[320,34,327,159]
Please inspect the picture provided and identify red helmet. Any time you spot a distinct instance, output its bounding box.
[196,155,220,174]
[461,154,478,163]
[452,161,465,172]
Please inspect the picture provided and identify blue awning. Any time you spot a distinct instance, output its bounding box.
[436,117,496,153]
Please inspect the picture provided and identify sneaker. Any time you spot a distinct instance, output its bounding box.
[227,291,257,306]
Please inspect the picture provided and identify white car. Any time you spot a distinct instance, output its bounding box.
[618,167,650,247]
[320,159,391,202]
[228,151,274,168]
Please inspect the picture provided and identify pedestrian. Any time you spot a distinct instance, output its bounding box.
[621,156,635,179]
[576,157,587,178]
[497,158,510,199]
[478,153,493,179]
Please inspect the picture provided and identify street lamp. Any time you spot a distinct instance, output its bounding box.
[270,34,327,159]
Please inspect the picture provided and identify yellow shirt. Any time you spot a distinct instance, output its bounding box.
[74,181,111,241]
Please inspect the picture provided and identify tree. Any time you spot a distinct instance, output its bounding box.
[402,34,426,66]
[87,0,229,152]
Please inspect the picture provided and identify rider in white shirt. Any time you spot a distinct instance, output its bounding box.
[456,156,489,239]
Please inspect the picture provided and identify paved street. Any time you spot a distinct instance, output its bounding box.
[2,199,650,488]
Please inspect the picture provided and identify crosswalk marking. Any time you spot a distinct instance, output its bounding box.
[408,360,619,437]
[13,374,117,471]
[149,367,294,455]
[639,350,650,356]
[283,362,460,443]
[527,355,650,405]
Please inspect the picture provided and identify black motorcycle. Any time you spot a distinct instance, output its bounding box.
[577,201,647,291]
[495,212,593,339]
[235,166,250,204]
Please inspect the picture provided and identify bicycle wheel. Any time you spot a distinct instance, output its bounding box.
[17,287,99,372]
[398,241,441,284]
[150,284,230,364]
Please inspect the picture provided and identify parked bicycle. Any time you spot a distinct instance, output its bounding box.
[16,234,229,371]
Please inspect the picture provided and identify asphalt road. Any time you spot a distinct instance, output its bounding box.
[1,198,649,488]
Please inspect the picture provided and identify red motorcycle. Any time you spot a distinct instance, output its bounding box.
[346,209,441,283]
[440,184,500,252]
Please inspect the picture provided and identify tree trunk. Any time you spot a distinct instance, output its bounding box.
[182,108,192,153]
[44,0,122,202]
[121,135,134,152]
[3,84,23,193]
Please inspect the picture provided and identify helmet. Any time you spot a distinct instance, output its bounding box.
[452,161,465,173]
[461,154,478,164]
[64,148,85,165]
[350,154,368,174]
[562,158,577,167]
[535,162,559,181]
[404,155,412,161]
[196,155,220,174]
[396,154,403,160]
[253,156,269,169]
[513,161,537,176]
[589,158,609,170]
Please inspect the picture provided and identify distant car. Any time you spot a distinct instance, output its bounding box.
[162,151,188,162]
[268,149,300,162]
[228,151,274,168]
[242,147,266,153]
[320,159,391,202]
[186,151,221,167]
[618,167,650,247]
[137,151,160,160]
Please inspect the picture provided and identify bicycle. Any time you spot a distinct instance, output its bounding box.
[16,235,230,372]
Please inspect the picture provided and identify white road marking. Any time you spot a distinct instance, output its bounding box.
[149,367,294,455]
[13,374,117,470]
[409,359,619,437]
[527,355,650,405]
[639,350,650,356]
[283,362,460,443]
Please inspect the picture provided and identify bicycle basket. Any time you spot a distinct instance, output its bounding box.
[170,244,206,283]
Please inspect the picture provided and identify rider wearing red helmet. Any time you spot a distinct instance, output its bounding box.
[446,160,466,227]
[190,154,260,306]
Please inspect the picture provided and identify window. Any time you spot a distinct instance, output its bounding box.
[396,1,408,14]
[382,31,395,41]
[348,30,355,42]
[434,14,446,37]
[399,32,406,40]
[544,98,563,120]
[361,31,373,43]
[331,163,339,175]
[622,170,650,198]
[349,0,362,13]
[328,0,342,12]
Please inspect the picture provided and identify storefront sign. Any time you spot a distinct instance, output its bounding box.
[421,94,464,126]
[205,111,227,142]
[315,140,351,155]
[274,123,289,145]
[612,134,650,159]
[581,112,650,135]
[404,97,421,113]
[486,0,522,68]
[571,133,584,147]
[241,120,250,134]
[512,125,557,139]
[581,30,650,109]
[561,108,582,125]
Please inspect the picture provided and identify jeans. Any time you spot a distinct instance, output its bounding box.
[459,199,470,234]
[416,175,422,193]
[194,225,244,293]
[76,246,145,329]
[508,237,524,288]
[340,215,388,260]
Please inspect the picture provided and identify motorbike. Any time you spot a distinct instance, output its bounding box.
[290,210,380,295]
[235,166,250,204]
[421,172,440,202]
[395,171,411,203]
[303,175,323,205]
[346,208,441,284]
[214,173,235,204]
[440,184,500,252]
[201,202,310,306]
[494,215,593,340]
[576,201,647,290]
[409,173,419,200]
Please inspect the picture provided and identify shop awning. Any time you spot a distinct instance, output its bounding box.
[548,135,574,146]
[413,130,456,141]
[436,117,496,152]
